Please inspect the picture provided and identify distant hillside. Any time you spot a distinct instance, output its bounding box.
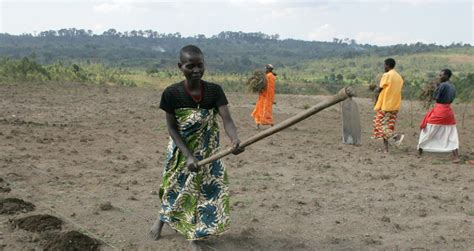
[0,28,470,73]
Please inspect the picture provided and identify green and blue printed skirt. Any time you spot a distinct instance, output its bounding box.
[159,108,230,240]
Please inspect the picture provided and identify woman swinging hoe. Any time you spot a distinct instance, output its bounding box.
[149,45,244,250]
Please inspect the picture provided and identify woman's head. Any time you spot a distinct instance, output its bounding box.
[178,45,205,83]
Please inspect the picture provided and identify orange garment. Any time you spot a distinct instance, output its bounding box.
[252,72,275,125]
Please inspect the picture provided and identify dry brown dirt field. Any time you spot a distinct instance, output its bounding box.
[0,83,473,250]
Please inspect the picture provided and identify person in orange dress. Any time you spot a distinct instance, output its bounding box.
[252,64,276,129]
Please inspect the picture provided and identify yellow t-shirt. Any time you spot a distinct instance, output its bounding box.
[374,69,404,111]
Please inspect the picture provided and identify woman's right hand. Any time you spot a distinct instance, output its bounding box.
[186,156,199,172]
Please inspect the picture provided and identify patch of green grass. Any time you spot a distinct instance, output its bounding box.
[153,123,166,131]
[431,160,444,165]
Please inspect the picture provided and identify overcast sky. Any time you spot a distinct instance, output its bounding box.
[0,0,472,45]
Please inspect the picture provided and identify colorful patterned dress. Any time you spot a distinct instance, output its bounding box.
[372,110,398,139]
[159,108,230,240]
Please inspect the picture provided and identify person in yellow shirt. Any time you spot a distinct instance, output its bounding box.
[372,58,404,153]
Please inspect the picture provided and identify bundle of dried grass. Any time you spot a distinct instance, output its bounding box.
[419,80,438,109]
[246,70,267,93]
[368,83,377,91]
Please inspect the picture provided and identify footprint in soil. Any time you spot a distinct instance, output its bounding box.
[42,230,101,251]
[5,172,24,181]
[11,214,63,232]
[240,227,256,240]
[0,198,35,214]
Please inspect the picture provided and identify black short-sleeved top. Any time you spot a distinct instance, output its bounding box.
[159,80,228,114]
[433,81,456,104]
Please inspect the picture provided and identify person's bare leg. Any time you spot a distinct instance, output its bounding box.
[149,217,165,240]
[383,139,389,153]
[452,149,460,163]
[189,240,202,251]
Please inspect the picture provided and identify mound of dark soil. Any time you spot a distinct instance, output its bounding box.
[12,214,63,232]
[0,198,35,214]
[43,230,100,251]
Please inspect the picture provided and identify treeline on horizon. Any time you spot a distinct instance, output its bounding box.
[0,28,471,72]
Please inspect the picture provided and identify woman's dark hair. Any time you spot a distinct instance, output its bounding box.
[180,45,203,62]
[441,68,452,79]
[384,58,396,68]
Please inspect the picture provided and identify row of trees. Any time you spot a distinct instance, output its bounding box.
[12,28,280,41]
[13,28,469,48]
[21,28,179,39]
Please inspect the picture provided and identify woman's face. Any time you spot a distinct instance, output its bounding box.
[179,53,205,82]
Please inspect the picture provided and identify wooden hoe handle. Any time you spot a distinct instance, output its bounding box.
[197,87,355,167]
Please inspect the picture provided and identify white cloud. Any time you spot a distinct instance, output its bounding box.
[255,6,303,24]
[394,0,463,5]
[92,0,150,13]
[0,1,3,33]
[228,0,277,4]
[378,4,391,12]
[93,0,133,13]
[329,0,464,3]
[267,7,298,18]
[307,24,338,42]
[93,2,130,13]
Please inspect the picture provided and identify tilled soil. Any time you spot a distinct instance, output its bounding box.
[0,82,473,250]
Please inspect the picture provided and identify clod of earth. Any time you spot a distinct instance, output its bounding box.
[12,214,63,232]
[0,178,11,193]
[0,198,35,214]
[0,186,11,193]
[99,201,113,211]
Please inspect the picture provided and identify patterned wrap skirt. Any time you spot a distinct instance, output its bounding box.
[159,108,230,240]
[372,110,398,140]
